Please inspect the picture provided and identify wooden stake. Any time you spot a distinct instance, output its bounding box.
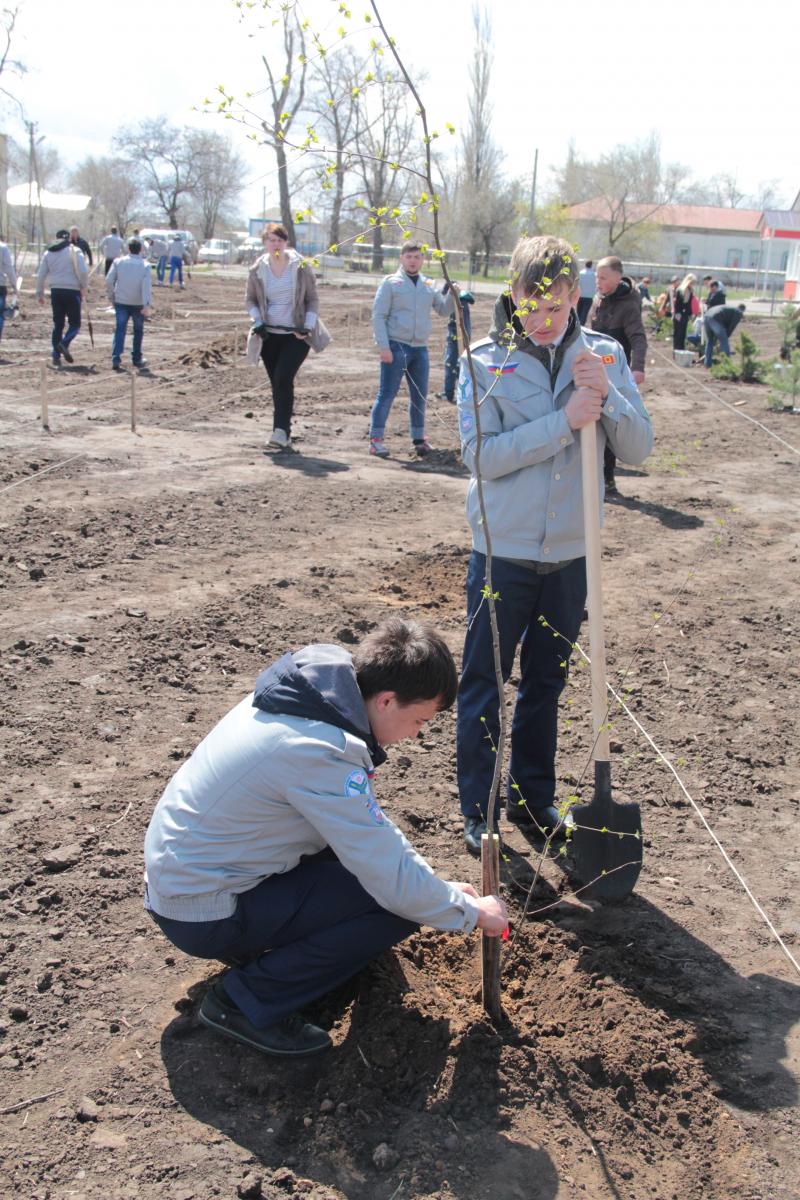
[234,327,239,358]
[40,363,49,430]
[130,371,137,433]
[481,831,502,1022]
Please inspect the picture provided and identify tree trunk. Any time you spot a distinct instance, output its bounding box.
[275,142,296,245]
[370,220,383,272]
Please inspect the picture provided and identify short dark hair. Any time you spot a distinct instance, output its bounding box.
[354,617,457,710]
[110,226,118,234]
[584,260,593,269]
[264,222,289,241]
[128,238,142,254]
[597,255,623,274]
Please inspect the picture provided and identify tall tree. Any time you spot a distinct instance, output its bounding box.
[113,119,198,229]
[305,44,365,253]
[187,130,247,238]
[256,7,307,243]
[351,64,419,270]
[71,155,142,233]
[0,3,25,115]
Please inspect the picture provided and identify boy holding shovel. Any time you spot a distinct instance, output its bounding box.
[456,235,653,856]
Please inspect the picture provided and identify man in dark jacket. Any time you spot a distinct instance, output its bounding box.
[704,279,726,310]
[69,226,93,267]
[589,256,647,496]
[704,303,745,367]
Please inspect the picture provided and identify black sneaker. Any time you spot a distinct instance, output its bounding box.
[508,803,574,840]
[112,361,122,372]
[463,815,488,857]
[132,358,148,369]
[198,983,331,1057]
[413,438,432,457]
[604,478,619,498]
[57,341,74,364]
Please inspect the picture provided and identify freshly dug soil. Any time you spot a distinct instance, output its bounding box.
[1,272,798,1200]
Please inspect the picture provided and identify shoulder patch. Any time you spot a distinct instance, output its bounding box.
[345,768,385,826]
[602,353,615,364]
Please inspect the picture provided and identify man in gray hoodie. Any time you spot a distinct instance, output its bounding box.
[144,618,507,1058]
[36,229,89,365]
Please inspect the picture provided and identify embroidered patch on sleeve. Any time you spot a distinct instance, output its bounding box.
[345,769,385,825]
[602,354,615,364]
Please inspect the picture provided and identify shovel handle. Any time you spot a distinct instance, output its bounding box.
[580,421,610,760]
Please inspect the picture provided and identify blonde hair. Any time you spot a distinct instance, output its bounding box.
[678,273,697,299]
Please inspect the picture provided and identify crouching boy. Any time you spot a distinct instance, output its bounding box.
[456,235,653,856]
[144,618,507,1057]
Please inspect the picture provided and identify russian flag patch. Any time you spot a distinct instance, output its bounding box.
[490,362,519,375]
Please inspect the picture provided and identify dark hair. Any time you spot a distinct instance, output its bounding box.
[585,260,593,269]
[264,222,289,241]
[110,226,118,234]
[128,238,142,254]
[353,618,457,710]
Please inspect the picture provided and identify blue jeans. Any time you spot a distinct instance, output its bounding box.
[156,255,167,283]
[112,304,144,364]
[369,340,429,440]
[169,256,183,286]
[148,852,416,1029]
[50,288,81,359]
[704,315,731,366]
[0,286,6,340]
[457,552,587,820]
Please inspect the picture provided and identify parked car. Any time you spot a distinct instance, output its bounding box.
[236,236,263,266]
[198,238,234,265]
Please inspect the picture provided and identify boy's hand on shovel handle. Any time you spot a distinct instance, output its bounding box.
[571,349,609,399]
[566,385,604,429]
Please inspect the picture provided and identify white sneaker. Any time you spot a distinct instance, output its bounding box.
[267,428,289,448]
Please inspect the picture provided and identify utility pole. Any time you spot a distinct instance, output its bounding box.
[528,148,539,234]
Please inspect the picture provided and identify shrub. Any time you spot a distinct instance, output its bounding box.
[710,331,765,383]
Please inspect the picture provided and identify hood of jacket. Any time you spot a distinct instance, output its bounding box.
[252,644,386,766]
[602,275,635,303]
[47,238,70,253]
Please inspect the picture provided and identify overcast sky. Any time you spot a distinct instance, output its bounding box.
[7,0,798,223]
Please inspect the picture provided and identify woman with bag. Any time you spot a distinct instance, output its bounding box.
[672,273,698,352]
[245,223,329,449]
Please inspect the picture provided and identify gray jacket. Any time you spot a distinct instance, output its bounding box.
[106,254,152,306]
[36,244,88,296]
[99,234,125,260]
[372,267,453,350]
[144,644,479,932]
[458,298,653,562]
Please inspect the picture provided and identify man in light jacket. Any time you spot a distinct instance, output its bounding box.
[36,229,88,365]
[106,238,152,370]
[99,227,125,275]
[144,618,507,1058]
[369,243,453,458]
[0,239,17,351]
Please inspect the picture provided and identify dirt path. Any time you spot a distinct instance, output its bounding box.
[1,274,798,1200]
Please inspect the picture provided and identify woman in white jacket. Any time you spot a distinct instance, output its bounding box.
[245,223,319,449]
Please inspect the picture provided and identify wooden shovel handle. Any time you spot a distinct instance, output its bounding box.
[579,422,610,760]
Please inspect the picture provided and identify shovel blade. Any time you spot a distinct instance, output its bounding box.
[570,762,642,902]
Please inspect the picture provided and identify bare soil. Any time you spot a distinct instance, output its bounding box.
[1,272,799,1200]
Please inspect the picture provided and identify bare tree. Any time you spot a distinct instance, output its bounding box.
[305,44,366,253]
[71,155,142,234]
[554,134,688,251]
[113,119,198,229]
[187,130,247,238]
[255,7,307,243]
[350,64,420,270]
[0,3,25,115]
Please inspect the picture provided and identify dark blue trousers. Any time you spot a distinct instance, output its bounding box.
[457,551,587,820]
[50,288,81,358]
[149,853,416,1029]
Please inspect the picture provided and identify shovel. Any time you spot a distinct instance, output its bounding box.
[569,421,643,901]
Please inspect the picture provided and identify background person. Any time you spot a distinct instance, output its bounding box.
[151,234,168,285]
[35,228,88,365]
[369,243,453,458]
[0,238,17,352]
[672,273,698,351]
[99,226,125,275]
[245,221,320,449]
[438,286,475,403]
[144,618,508,1058]
[167,234,185,288]
[589,255,647,497]
[704,302,746,367]
[455,235,652,856]
[576,259,596,325]
[68,225,93,267]
[106,237,153,370]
